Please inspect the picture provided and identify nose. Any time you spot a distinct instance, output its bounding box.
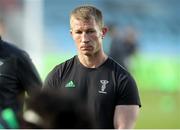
[82,32,89,43]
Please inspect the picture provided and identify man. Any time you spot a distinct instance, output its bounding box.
[44,5,141,129]
[0,36,42,115]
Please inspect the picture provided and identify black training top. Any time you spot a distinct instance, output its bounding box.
[44,55,141,128]
[0,37,42,113]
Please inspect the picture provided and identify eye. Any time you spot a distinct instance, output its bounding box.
[87,30,95,34]
[75,31,82,34]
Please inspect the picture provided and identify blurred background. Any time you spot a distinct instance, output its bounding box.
[0,0,179,128]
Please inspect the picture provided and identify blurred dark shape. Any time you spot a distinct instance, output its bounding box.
[0,37,42,117]
[108,24,138,69]
[22,89,95,129]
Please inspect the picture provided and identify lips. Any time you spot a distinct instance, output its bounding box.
[81,45,93,50]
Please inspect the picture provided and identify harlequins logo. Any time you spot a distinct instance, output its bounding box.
[65,80,75,88]
[99,80,109,94]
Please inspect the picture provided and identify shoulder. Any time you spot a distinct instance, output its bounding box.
[107,57,135,82]
[43,56,76,89]
[47,56,76,78]
[54,56,76,73]
[59,56,76,70]
[1,40,30,59]
[107,57,128,74]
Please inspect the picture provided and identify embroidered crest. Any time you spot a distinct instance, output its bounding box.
[99,80,109,94]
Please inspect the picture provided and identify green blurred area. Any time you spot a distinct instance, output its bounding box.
[41,53,180,128]
[130,54,180,92]
[130,54,180,128]
[135,90,180,128]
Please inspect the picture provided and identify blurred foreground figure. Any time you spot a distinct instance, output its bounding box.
[44,5,141,129]
[0,36,42,115]
[22,89,95,128]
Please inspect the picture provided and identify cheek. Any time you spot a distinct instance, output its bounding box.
[73,35,81,42]
[94,34,102,43]
[91,34,101,42]
[97,37,103,48]
[73,37,81,48]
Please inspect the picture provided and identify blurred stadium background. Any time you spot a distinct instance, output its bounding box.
[0,0,179,128]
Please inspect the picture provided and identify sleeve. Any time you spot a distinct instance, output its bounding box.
[17,51,42,96]
[43,65,61,90]
[116,72,141,107]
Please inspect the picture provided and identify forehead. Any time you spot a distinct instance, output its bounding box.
[70,17,98,30]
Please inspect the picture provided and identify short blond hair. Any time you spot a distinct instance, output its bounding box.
[70,5,104,28]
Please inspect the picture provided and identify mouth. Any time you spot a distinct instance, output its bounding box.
[81,45,93,50]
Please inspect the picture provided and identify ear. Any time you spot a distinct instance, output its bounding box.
[102,27,108,38]
[70,29,72,36]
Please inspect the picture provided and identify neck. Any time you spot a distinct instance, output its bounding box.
[78,52,107,68]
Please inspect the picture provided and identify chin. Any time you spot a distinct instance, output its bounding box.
[82,51,93,56]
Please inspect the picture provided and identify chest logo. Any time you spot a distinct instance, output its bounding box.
[65,80,75,88]
[99,80,109,94]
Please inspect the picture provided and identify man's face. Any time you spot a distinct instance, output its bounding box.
[70,17,107,56]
